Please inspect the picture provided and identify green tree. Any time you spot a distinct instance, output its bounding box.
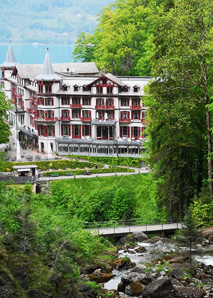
[180,208,202,264]
[73,32,96,62]
[0,90,11,144]
[145,0,213,219]
[73,0,163,75]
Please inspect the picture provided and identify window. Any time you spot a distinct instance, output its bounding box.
[82,110,91,119]
[120,126,130,138]
[72,110,80,119]
[121,111,129,119]
[132,98,140,106]
[97,111,104,120]
[39,84,43,93]
[61,124,70,136]
[62,110,69,117]
[107,86,113,94]
[132,111,140,120]
[121,98,129,106]
[123,85,130,92]
[73,84,80,91]
[45,98,54,106]
[96,86,103,94]
[62,85,68,91]
[83,97,91,105]
[72,97,80,105]
[45,85,52,93]
[133,85,140,92]
[62,97,70,105]
[72,125,81,138]
[106,98,114,106]
[39,98,44,105]
[106,111,114,120]
[82,85,87,92]
[83,125,91,137]
[96,98,104,106]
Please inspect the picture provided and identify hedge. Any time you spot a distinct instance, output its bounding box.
[68,155,143,168]
[43,167,135,177]
[1,160,103,172]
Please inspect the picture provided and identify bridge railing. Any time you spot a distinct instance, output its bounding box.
[84,217,180,229]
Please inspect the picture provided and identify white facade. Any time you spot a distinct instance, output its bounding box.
[0,46,150,157]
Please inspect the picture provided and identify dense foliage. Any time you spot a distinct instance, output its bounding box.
[0,90,11,145]
[73,0,163,75]
[145,0,213,220]
[50,174,167,223]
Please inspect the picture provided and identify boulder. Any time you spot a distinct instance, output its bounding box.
[132,232,148,242]
[112,258,135,270]
[142,278,176,298]
[88,272,115,283]
[125,281,144,296]
[0,270,14,298]
[12,265,29,289]
[170,268,185,278]
[175,286,205,297]
[121,271,151,287]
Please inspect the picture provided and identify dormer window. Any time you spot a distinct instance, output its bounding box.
[62,84,68,91]
[133,85,140,92]
[74,84,80,92]
[123,85,130,92]
[82,85,87,92]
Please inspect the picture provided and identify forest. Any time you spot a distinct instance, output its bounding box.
[0,0,112,44]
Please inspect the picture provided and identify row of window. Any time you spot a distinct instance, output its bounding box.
[36,110,146,121]
[36,97,142,107]
[37,124,144,140]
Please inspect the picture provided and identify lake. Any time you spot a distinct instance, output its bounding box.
[0,43,75,65]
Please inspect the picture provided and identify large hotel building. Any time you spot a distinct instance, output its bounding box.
[0,44,150,157]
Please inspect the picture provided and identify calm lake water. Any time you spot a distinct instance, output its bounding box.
[0,43,74,65]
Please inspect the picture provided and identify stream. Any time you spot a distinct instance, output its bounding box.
[104,240,213,291]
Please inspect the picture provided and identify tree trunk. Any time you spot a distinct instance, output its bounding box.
[205,106,213,196]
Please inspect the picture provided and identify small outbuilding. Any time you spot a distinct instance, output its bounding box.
[13,165,38,177]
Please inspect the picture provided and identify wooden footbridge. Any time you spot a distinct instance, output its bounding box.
[86,221,182,237]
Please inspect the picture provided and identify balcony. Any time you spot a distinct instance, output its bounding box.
[60,116,71,121]
[130,105,141,110]
[119,118,131,123]
[106,105,115,110]
[95,105,105,110]
[81,117,92,122]
[37,117,57,122]
[70,104,82,109]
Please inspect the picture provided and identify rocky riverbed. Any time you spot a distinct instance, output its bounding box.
[80,228,213,298]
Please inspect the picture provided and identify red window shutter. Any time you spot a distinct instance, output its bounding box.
[128,127,130,138]
[131,127,133,138]
[72,126,74,138]
[82,125,85,136]
[44,111,47,119]
[120,126,122,137]
[89,125,91,137]
[61,125,63,136]
[69,125,71,136]
[52,110,54,118]
[52,98,54,105]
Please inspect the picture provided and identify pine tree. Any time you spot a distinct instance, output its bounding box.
[180,208,202,265]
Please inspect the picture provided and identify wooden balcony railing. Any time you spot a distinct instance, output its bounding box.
[130,105,141,110]
[60,116,71,121]
[70,104,82,109]
[119,118,131,123]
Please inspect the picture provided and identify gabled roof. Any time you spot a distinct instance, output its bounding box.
[0,42,17,68]
[87,73,124,87]
[35,50,62,81]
